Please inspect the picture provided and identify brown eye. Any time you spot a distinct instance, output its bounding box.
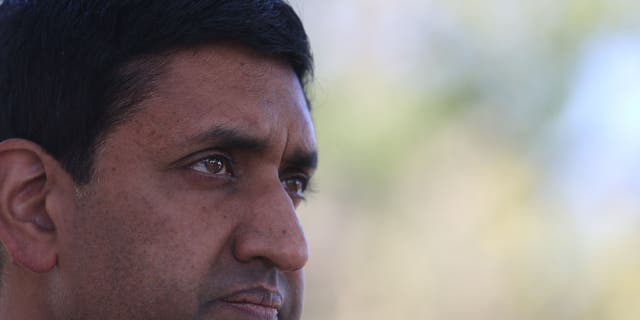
[190,155,233,176]
[282,177,307,199]
[204,158,224,174]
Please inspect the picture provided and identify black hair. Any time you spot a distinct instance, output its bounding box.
[0,0,313,184]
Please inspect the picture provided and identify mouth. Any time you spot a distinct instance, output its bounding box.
[213,287,283,320]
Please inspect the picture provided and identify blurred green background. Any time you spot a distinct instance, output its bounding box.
[290,0,640,319]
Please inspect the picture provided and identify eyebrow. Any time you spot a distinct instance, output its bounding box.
[283,149,318,172]
[185,125,318,171]
[187,125,270,152]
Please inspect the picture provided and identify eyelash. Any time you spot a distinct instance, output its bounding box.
[187,154,311,202]
[281,174,310,201]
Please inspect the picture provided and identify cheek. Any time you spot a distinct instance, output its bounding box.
[281,270,305,320]
[60,184,238,319]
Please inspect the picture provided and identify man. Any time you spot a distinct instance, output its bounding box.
[0,0,317,319]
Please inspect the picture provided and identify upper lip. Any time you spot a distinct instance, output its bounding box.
[219,286,284,310]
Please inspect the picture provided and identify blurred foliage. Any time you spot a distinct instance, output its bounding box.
[290,0,640,319]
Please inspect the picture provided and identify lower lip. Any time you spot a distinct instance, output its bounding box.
[217,300,279,320]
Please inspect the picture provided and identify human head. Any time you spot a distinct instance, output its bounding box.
[0,0,313,183]
[0,1,316,319]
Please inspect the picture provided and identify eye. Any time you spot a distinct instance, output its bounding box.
[189,155,233,176]
[281,176,308,200]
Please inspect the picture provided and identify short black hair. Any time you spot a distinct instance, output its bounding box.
[0,0,313,184]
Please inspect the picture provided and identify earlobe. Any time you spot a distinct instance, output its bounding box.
[0,139,66,273]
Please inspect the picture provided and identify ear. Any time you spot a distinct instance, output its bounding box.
[0,139,74,273]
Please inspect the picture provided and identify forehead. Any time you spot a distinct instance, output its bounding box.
[120,45,316,158]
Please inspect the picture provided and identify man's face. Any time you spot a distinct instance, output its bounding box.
[53,45,316,320]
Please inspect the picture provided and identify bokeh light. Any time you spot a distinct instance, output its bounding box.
[290,0,640,319]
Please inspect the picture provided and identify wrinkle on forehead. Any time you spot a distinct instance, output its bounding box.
[158,46,296,109]
[168,45,290,91]
[96,44,315,167]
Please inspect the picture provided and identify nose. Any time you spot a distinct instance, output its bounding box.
[233,180,309,271]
